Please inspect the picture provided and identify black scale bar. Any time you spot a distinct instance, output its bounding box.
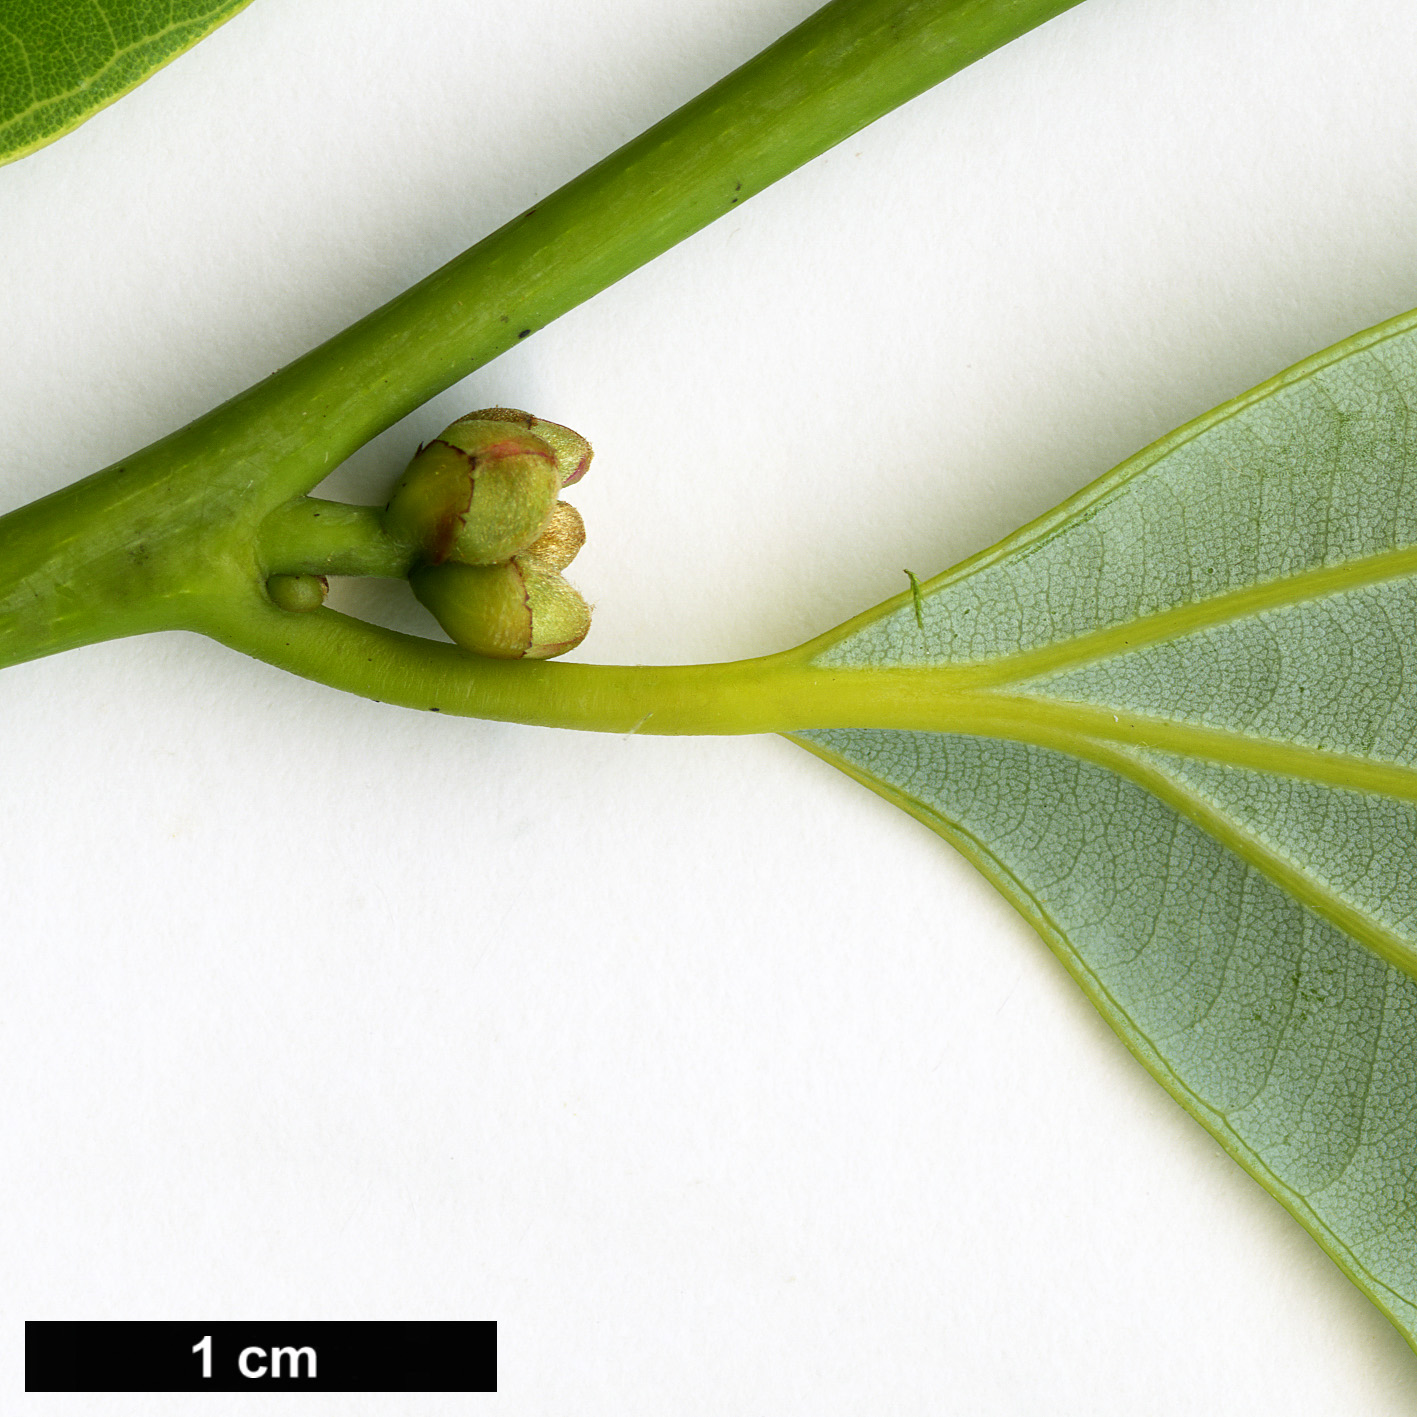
[25,1320,496,1392]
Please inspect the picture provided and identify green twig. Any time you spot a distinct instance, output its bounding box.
[0,0,1085,724]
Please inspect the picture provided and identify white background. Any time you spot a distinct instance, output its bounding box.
[4,0,1417,1410]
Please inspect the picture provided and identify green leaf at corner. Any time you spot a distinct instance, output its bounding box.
[795,309,1417,1348]
[0,0,254,167]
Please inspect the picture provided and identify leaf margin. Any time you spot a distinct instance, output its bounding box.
[0,0,256,168]
[803,305,1417,666]
[791,726,1417,1355]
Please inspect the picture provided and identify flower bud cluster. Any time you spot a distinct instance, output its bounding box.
[385,409,592,659]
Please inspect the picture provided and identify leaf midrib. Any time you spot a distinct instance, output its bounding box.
[811,672,1417,801]
[967,696,1417,801]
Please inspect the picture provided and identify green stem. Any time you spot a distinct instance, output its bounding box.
[258,498,413,579]
[201,600,939,734]
[209,0,1086,503]
[1,0,1084,686]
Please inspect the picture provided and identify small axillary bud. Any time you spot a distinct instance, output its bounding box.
[267,573,329,612]
[411,557,591,660]
[383,414,562,566]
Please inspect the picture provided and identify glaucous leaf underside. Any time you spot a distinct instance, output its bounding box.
[0,0,253,166]
[798,308,1417,1347]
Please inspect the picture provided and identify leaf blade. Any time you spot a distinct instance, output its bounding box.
[0,0,254,167]
[796,727,1417,1349]
[799,306,1417,1346]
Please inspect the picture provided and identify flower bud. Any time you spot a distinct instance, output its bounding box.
[454,407,592,486]
[521,501,585,572]
[383,416,561,566]
[267,572,329,611]
[410,556,591,660]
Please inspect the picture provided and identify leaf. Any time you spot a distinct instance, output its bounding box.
[795,306,1417,1349]
[0,0,253,167]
